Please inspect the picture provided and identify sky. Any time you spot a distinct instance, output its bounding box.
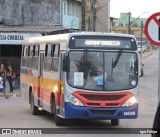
[110,0,160,18]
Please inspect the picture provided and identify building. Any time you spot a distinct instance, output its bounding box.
[95,0,110,32]
[81,0,110,32]
[62,0,81,29]
[0,0,81,76]
[111,13,147,37]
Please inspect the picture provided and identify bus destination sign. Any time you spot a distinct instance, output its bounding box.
[69,36,137,50]
[85,40,121,46]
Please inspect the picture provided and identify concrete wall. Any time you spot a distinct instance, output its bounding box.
[96,0,110,32]
[0,0,61,26]
[0,0,5,23]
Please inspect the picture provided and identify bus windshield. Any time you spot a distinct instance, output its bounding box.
[67,51,138,91]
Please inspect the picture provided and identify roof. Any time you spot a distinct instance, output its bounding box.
[24,32,136,45]
[25,33,70,45]
[0,25,72,34]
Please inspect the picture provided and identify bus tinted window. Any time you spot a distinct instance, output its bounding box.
[34,45,39,56]
[29,46,33,56]
[22,46,28,67]
[67,50,138,91]
[44,44,59,72]
[69,36,137,50]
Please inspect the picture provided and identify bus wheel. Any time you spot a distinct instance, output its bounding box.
[111,119,119,126]
[141,69,144,76]
[54,101,65,126]
[30,93,39,115]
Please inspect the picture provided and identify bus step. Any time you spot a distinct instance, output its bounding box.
[57,114,64,118]
[38,107,43,111]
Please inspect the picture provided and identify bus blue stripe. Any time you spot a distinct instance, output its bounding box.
[64,103,138,119]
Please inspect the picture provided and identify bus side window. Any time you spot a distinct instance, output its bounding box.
[44,44,53,71]
[34,45,39,56]
[29,46,33,56]
[51,44,60,72]
[54,44,60,57]
[32,45,39,70]
[44,44,59,72]
[28,46,34,68]
[22,46,28,67]
[26,46,30,67]
[51,44,55,57]
[45,44,52,57]
[45,45,48,57]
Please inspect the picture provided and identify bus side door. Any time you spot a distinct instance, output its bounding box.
[38,50,45,107]
[59,51,65,115]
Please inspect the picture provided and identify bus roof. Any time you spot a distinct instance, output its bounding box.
[24,32,136,45]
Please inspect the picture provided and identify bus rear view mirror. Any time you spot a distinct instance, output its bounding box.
[63,56,69,72]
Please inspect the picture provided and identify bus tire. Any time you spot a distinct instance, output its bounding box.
[54,100,65,126]
[141,69,144,76]
[30,93,39,115]
[111,119,119,126]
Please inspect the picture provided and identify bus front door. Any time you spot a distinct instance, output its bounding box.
[38,51,45,107]
[59,52,65,115]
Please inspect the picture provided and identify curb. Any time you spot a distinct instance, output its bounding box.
[141,51,156,59]
[0,93,21,97]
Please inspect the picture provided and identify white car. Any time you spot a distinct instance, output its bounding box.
[137,41,147,53]
[138,45,146,53]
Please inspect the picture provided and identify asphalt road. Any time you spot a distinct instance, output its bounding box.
[0,51,159,137]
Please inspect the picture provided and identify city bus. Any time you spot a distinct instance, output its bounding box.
[20,32,140,126]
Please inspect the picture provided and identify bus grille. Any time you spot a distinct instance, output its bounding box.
[80,94,125,101]
[72,91,133,108]
[90,110,116,115]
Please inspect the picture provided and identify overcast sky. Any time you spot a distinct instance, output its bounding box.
[110,0,160,18]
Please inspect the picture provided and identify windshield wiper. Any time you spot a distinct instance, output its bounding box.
[112,50,123,68]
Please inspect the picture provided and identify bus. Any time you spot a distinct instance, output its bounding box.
[21,32,140,126]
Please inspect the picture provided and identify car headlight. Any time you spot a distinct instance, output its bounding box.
[122,96,138,107]
[65,93,84,106]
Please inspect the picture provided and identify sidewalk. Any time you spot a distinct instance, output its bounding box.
[0,79,21,97]
[141,49,157,59]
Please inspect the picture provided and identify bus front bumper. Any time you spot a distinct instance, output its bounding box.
[64,102,138,119]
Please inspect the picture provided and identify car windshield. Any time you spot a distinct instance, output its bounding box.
[67,51,138,91]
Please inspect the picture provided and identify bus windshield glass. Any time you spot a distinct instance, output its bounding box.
[67,51,138,91]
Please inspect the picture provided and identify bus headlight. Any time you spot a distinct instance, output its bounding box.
[66,93,84,106]
[122,96,138,107]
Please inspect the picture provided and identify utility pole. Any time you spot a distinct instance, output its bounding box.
[93,0,96,32]
[140,21,143,58]
[81,0,86,31]
[128,12,131,34]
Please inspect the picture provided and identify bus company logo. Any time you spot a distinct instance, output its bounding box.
[124,111,136,116]
[2,129,12,134]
